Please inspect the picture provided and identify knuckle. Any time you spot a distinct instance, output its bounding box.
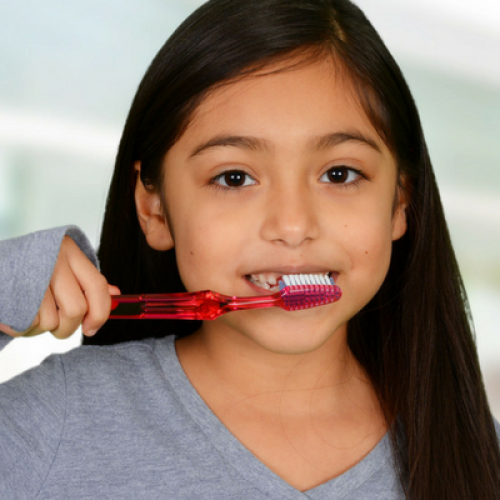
[96,273,108,287]
[92,274,110,294]
[40,316,60,334]
[62,300,88,321]
[88,304,111,327]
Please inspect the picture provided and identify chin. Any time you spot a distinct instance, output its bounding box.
[224,308,348,356]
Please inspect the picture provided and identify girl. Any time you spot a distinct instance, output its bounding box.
[1,0,499,498]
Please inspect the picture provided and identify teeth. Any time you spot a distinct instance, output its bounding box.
[249,273,281,288]
[249,272,333,290]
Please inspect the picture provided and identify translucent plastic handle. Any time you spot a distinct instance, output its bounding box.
[109,284,341,321]
[109,290,280,320]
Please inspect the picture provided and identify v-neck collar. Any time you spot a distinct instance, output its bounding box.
[155,335,394,499]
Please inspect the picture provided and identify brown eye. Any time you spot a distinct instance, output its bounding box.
[321,167,362,184]
[212,170,257,188]
[224,171,245,187]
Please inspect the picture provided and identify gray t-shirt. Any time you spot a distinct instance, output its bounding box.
[0,334,401,499]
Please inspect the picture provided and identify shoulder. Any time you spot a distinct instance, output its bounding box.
[54,336,186,446]
[61,337,163,387]
[57,336,181,407]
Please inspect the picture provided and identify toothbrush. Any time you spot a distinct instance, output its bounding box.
[109,274,341,321]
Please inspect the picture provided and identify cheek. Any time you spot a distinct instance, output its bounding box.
[172,205,252,291]
[343,208,395,286]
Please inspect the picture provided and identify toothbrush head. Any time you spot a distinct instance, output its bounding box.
[278,274,341,311]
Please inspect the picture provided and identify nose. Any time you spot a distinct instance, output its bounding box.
[259,182,320,248]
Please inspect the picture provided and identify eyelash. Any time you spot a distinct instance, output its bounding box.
[208,166,366,191]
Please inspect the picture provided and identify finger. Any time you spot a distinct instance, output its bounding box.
[30,286,60,336]
[108,285,121,296]
[8,314,46,338]
[62,243,115,336]
[14,318,44,338]
[79,273,114,336]
[49,258,89,340]
[81,284,122,337]
[2,286,61,338]
[0,323,22,337]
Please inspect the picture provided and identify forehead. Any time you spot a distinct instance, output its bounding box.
[181,56,381,145]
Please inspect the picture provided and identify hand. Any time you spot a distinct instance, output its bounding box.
[0,236,120,339]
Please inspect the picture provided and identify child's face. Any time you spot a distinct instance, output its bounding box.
[156,57,406,354]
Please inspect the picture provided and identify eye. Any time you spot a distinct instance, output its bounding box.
[320,166,362,185]
[212,170,257,188]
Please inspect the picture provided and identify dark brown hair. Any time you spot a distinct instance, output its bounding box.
[86,0,500,497]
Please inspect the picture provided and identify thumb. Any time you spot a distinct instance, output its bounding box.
[0,323,21,337]
[108,285,121,296]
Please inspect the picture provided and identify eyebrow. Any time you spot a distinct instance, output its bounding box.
[189,131,382,157]
[310,131,382,154]
[190,135,270,157]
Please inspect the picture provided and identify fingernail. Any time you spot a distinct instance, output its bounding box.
[85,329,97,337]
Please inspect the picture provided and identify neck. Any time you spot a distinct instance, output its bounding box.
[175,320,377,419]
[176,320,387,491]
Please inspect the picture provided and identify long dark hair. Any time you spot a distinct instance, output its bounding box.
[86,0,500,497]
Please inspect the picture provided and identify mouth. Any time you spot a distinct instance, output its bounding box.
[245,271,337,293]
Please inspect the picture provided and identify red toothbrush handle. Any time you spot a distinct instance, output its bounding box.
[109,290,281,320]
[109,284,341,320]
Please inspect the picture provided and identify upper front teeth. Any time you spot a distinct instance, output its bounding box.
[249,272,332,290]
[249,273,279,289]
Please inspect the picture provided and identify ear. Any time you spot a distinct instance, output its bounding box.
[391,178,408,241]
[134,161,174,250]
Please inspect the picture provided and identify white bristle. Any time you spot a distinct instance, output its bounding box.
[280,273,333,287]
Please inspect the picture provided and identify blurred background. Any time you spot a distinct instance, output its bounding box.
[0,0,499,416]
